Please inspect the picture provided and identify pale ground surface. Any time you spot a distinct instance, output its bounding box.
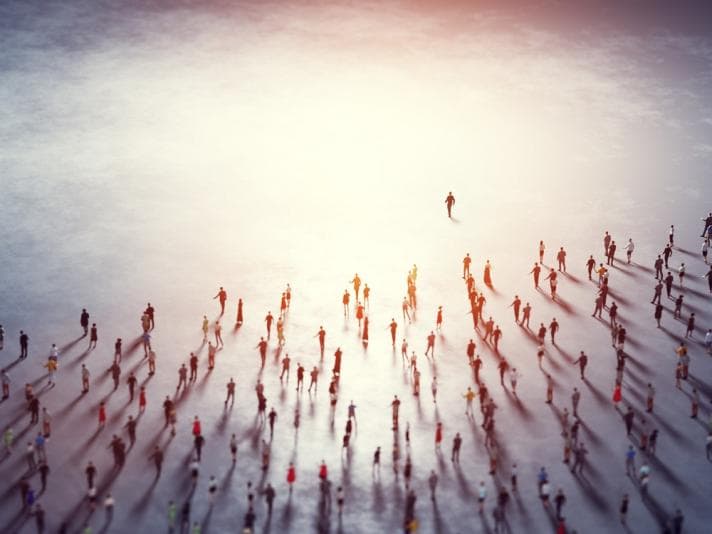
[1,1,712,533]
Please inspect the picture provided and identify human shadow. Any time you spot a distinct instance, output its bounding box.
[551,297,577,316]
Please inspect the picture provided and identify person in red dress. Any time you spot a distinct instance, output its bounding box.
[192,416,201,437]
[287,462,296,492]
[612,383,622,405]
[98,402,106,428]
[435,422,443,450]
[139,387,147,413]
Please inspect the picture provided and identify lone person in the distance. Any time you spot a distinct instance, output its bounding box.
[445,192,455,218]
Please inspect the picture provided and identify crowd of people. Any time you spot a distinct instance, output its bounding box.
[0,204,711,534]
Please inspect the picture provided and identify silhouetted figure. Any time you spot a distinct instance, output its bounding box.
[445,191,455,217]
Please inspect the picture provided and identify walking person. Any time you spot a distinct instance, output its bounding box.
[20,330,29,359]
[625,238,635,264]
[236,298,244,326]
[445,191,455,218]
[571,388,581,418]
[573,351,588,380]
[530,263,541,289]
[428,470,438,500]
[286,462,296,493]
[556,247,567,272]
[213,287,227,314]
[87,323,98,349]
[620,494,629,524]
[546,374,554,404]
[214,321,223,347]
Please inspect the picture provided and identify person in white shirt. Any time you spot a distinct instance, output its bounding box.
[625,239,635,264]
[104,494,115,521]
[705,329,712,354]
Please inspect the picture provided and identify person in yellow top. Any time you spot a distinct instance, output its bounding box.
[596,264,608,287]
[201,316,209,342]
[463,387,476,417]
[43,359,58,386]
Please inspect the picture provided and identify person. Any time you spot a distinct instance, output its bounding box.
[612,382,622,405]
[653,300,663,327]
[639,461,651,495]
[194,433,205,461]
[98,402,106,428]
[463,253,472,279]
[363,284,370,307]
[42,359,57,386]
[1,369,10,399]
[425,331,435,358]
[214,320,223,347]
[686,313,696,338]
[315,326,326,354]
[167,500,177,530]
[177,364,188,392]
[586,255,596,280]
[38,461,49,491]
[445,191,455,217]
[484,260,493,286]
[678,262,686,287]
[624,238,635,264]
[654,255,664,279]
[452,432,462,463]
[625,444,636,476]
[554,488,566,520]
[339,288,351,317]
[509,367,520,394]
[201,315,209,342]
[401,297,411,324]
[477,481,487,514]
[549,318,559,344]
[434,422,443,450]
[572,351,588,380]
[537,323,547,344]
[257,482,275,517]
[20,330,29,359]
[545,269,557,299]
[124,415,137,446]
[148,349,156,375]
[530,263,541,289]
[435,306,443,331]
[664,271,674,298]
[607,240,617,265]
[213,287,227,314]
[221,377,235,406]
[509,296,521,322]
[556,247,567,272]
[308,366,319,393]
[79,308,89,337]
[391,396,401,430]
[236,298,244,326]
[3,426,13,455]
[705,265,712,294]
[104,494,115,521]
[428,470,438,500]
[350,273,361,301]
[539,241,546,263]
[520,302,532,328]
[546,374,553,404]
[646,383,655,412]
[286,462,296,492]
[463,387,476,417]
[145,302,155,329]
